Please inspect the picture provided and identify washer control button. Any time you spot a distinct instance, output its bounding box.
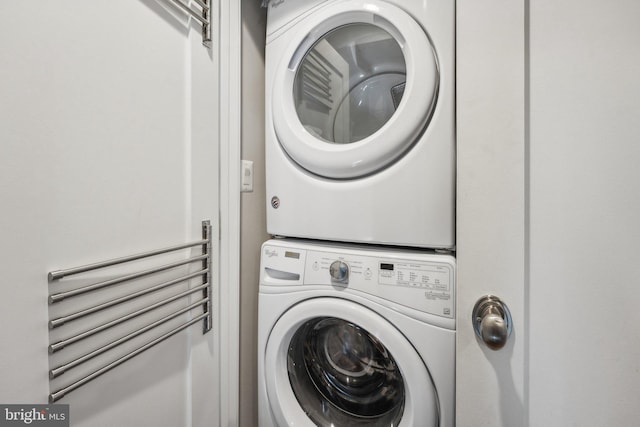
[329,260,349,284]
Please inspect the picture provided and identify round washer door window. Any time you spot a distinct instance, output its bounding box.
[264,298,439,427]
[288,317,405,426]
[271,0,439,179]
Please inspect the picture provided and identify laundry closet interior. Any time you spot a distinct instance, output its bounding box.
[1,0,639,426]
[245,0,640,425]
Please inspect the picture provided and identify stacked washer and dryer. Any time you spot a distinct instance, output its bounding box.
[258,0,456,426]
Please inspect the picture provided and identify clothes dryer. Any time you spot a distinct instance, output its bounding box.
[258,239,456,426]
[265,0,455,249]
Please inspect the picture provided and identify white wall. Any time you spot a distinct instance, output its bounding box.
[0,1,219,425]
[239,2,268,426]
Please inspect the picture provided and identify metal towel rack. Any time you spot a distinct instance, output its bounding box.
[168,0,212,47]
[47,220,213,403]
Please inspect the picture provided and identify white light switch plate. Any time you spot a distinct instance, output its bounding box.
[241,160,254,192]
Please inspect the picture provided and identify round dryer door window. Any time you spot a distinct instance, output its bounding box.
[264,298,439,426]
[271,0,439,179]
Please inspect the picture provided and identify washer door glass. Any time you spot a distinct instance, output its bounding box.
[293,23,406,144]
[264,298,439,426]
[288,317,405,426]
[271,0,438,179]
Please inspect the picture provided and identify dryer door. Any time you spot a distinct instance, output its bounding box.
[271,0,438,179]
[264,298,439,426]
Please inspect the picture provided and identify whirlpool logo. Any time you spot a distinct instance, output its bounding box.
[0,405,68,427]
[264,248,279,258]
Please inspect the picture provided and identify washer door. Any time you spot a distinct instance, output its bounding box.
[271,0,438,179]
[264,298,439,426]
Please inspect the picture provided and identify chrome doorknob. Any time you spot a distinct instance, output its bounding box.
[472,295,513,351]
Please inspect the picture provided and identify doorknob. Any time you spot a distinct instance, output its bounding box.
[472,295,513,350]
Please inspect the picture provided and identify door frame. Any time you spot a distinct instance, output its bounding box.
[219,0,242,425]
[456,0,527,425]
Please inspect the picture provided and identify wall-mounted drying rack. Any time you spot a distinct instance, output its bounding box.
[169,0,212,47]
[301,51,336,113]
[47,220,213,403]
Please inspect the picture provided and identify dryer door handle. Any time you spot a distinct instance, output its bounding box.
[472,295,513,351]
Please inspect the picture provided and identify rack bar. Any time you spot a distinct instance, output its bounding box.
[48,240,208,282]
[167,0,212,47]
[308,52,334,76]
[49,254,208,304]
[169,0,208,25]
[305,58,332,79]
[49,282,210,353]
[49,312,208,403]
[50,298,208,379]
[192,0,208,11]
[303,65,332,85]
[202,221,213,333]
[303,84,333,102]
[49,270,208,329]
[303,74,332,93]
[47,220,213,402]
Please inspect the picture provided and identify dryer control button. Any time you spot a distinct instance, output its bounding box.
[329,260,349,284]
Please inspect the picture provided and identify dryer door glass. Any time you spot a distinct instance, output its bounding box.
[293,23,406,144]
[287,317,405,426]
[272,3,439,179]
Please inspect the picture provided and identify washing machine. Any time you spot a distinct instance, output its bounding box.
[265,0,455,249]
[258,239,456,426]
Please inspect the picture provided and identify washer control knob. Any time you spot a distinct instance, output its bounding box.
[329,260,349,284]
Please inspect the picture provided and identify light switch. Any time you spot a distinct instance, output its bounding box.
[241,160,254,192]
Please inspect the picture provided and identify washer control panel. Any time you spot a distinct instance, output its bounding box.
[261,241,456,319]
[378,261,451,296]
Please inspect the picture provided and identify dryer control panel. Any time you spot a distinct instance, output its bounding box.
[260,240,456,320]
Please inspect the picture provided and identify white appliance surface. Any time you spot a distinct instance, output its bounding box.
[258,239,456,426]
[265,0,455,249]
